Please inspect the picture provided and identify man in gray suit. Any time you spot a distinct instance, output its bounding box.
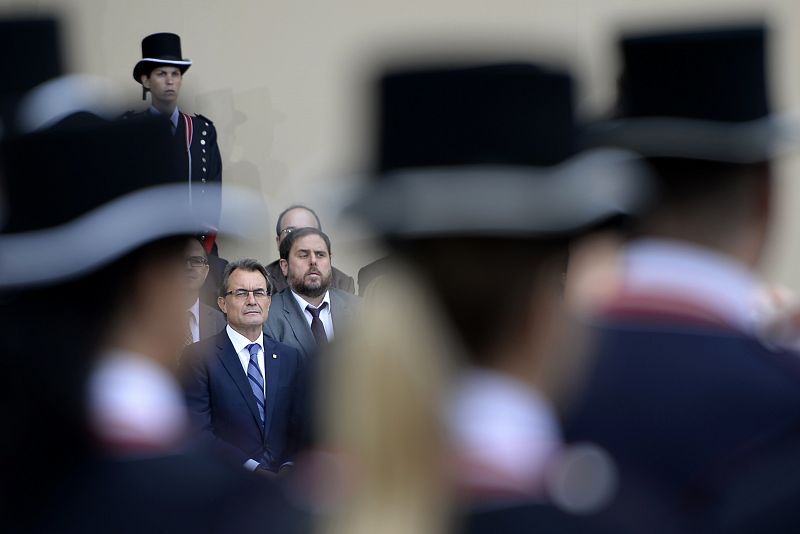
[265,227,360,359]
[265,205,356,294]
[185,237,227,344]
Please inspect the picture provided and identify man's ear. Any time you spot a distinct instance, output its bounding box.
[280,258,289,277]
[140,75,151,89]
[217,296,227,314]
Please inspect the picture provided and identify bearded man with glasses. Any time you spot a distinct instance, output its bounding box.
[180,258,307,475]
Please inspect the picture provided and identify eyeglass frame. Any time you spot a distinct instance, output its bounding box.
[185,256,209,268]
[223,288,272,300]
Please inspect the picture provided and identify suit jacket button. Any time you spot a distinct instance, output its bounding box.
[200,139,206,145]
[202,130,207,136]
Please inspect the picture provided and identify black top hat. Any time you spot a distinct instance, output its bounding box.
[348,62,652,239]
[133,32,192,83]
[0,17,63,137]
[587,24,798,162]
[0,112,266,288]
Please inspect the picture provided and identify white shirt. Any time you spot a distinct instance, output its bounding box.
[225,325,265,394]
[291,289,334,341]
[447,368,561,496]
[88,350,188,452]
[623,238,762,333]
[188,298,200,343]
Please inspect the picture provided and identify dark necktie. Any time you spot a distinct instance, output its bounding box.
[245,343,265,426]
[306,303,329,346]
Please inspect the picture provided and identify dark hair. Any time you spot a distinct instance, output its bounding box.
[401,237,568,364]
[275,204,322,237]
[219,258,273,298]
[189,235,208,257]
[279,227,332,260]
[636,157,769,238]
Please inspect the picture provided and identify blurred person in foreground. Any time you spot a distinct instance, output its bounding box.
[267,205,356,294]
[0,52,302,534]
[266,227,360,360]
[564,25,800,533]
[314,62,652,534]
[180,259,306,474]
[183,236,226,347]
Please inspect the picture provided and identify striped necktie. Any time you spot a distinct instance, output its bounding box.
[245,343,265,425]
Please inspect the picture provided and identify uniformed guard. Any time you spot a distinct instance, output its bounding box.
[125,32,222,253]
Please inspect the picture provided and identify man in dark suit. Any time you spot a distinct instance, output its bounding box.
[265,227,360,360]
[184,237,226,344]
[181,259,306,473]
[563,25,800,532]
[266,204,356,294]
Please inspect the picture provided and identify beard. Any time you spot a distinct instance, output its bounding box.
[289,267,332,298]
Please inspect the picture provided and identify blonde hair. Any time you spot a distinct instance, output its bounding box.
[318,262,456,534]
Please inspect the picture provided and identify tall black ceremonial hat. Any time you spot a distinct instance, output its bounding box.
[377,63,576,172]
[0,17,63,138]
[348,62,652,239]
[133,32,192,83]
[587,24,799,162]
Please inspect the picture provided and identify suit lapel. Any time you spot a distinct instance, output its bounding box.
[215,333,262,431]
[261,337,282,440]
[281,291,316,356]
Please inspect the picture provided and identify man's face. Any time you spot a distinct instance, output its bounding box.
[276,208,320,246]
[141,66,182,106]
[281,234,332,299]
[218,268,271,330]
[183,239,209,293]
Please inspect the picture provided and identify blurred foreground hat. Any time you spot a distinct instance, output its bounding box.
[0,17,63,138]
[587,24,799,162]
[347,62,652,239]
[0,111,265,288]
[133,32,192,83]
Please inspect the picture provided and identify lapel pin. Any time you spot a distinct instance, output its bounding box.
[272,354,278,359]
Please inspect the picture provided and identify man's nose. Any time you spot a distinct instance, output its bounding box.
[245,291,257,304]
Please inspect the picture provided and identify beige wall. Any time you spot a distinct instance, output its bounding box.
[4,0,800,290]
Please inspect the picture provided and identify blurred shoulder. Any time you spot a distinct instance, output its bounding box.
[331,287,361,306]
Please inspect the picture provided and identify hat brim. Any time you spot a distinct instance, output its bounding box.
[584,113,800,163]
[0,183,268,289]
[133,58,192,84]
[346,148,653,240]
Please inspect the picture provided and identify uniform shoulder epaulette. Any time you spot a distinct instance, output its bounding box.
[193,113,214,125]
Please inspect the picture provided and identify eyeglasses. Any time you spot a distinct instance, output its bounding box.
[224,288,272,299]
[186,256,209,268]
